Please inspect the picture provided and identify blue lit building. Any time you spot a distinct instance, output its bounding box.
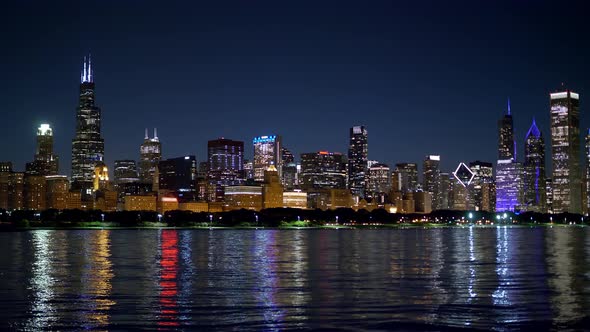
[495,100,523,212]
[523,119,546,212]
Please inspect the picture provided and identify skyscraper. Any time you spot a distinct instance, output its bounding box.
[158,156,197,201]
[207,138,244,201]
[139,128,162,184]
[71,56,105,196]
[550,89,581,213]
[496,100,523,212]
[253,135,281,182]
[393,163,418,194]
[423,155,441,210]
[585,130,590,214]
[367,163,391,203]
[26,124,59,175]
[498,99,515,160]
[300,151,347,190]
[348,126,368,198]
[523,118,546,212]
[469,161,495,212]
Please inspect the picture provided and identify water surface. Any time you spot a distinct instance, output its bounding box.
[1,227,589,331]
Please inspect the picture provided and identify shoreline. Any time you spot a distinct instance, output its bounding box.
[0,222,584,232]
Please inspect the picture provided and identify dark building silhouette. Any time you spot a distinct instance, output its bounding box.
[523,118,546,212]
[348,125,368,198]
[158,156,197,201]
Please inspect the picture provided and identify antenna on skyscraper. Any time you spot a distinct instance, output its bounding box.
[82,56,87,83]
[145,128,149,139]
[507,98,511,116]
[88,54,93,82]
[154,128,158,140]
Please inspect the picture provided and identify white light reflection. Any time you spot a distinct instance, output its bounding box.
[467,227,477,302]
[253,231,283,330]
[26,231,56,330]
[492,226,510,305]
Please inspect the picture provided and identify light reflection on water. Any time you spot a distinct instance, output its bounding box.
[0,227,589,331]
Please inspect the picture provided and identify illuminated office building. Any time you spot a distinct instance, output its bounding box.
[348,126,368,198]
[207,138,244,202]
[496,160,523,212]
[367,163,391,202]
[139,128,162,184]
[300,151,347,190]
[262,165,283,209]
[393,163,418,194]
[469,161,495,212]
[496,100,523,212]
[253,135,281,182]
[71,55,105,197]
[26,124,59,175]
[550,89,581,213]
[45,175,69,210]
[24,175,46,211]
[523,119,546,212]
[423,155,441,210]
[114,160,139,184]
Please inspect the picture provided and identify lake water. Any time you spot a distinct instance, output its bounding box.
[1,227,589,331]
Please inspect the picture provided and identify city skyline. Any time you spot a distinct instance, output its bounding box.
[1,1,589,175]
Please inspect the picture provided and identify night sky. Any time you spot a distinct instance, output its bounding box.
[1,0,589,175]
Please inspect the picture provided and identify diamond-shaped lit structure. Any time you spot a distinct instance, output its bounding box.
[453,162,475,187]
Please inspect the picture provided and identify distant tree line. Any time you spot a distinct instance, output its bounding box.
[0,207,586,229]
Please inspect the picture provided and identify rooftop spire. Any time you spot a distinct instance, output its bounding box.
[507,97,511,116]
[80,54,93,83]
[145,128,148,139]
[526,117,542,139]
[154,128,158,140]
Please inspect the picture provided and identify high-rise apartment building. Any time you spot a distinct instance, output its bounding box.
[348,126,368,198]
[550,89,581,213]
[523,119,546,212]
[139,129,162,184]
[253,135,281,182]
[71,56,104,196]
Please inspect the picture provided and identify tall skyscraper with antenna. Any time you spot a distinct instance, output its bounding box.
[496,99,523,212]
[71,55,105,196]
[139,128,162,184]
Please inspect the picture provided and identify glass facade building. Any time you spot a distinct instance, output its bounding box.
[523,119,546,212]
[550,90,581,213]
[348,126,368,198]
[207,138,244,202]
[253,135,281,182]
[139,128,162,184]
[71,56,104,195]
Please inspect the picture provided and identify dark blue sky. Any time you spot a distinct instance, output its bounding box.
[1,0,589,175]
